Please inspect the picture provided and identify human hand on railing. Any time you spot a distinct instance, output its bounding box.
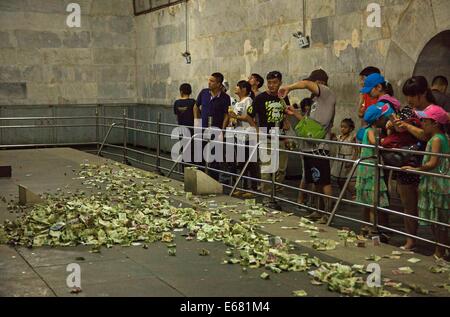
[278,86,290,99]
[401,165,418,171]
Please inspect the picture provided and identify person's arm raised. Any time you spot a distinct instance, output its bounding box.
[278,80,320,98]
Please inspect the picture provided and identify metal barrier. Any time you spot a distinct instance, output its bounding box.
[168,133,202,177]
[229,141,262,197]
[97,122,121,156]
[326,155,375,226]
[1,107,449,251]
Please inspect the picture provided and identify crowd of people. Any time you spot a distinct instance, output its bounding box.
[173,67,450,260]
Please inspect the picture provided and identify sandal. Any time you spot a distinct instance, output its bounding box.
[232,190,243,197]
[241,192,256,199]
[400,246,417,252]
[433,254,448,263]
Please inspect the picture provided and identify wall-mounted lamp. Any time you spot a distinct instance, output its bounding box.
[182,51,191,64]
[293,31,310,49]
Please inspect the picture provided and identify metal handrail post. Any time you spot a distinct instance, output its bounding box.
[326,155,376,226]
[95,106,99,150]
[0,106,2,145]
[51,105,57,146]
[156,112,162,174]
[271,171,276,202]
[373,128,381,232]
[97,122,118,156]
[229,142,261,197]
[168,133,200,177]
[122,108,130,165]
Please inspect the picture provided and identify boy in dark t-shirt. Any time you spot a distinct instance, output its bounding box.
[174,83,196,167]
[174,83,195,127]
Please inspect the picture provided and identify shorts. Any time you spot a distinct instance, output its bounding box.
[395,171,421,185]
[303,150,331,186]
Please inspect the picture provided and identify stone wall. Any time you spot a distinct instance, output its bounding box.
[0,0,137,105]
[135,0,450,129]
[2,0,449,130]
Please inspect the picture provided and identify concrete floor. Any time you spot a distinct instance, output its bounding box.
[0,148,448,297]
[94,143,440,256]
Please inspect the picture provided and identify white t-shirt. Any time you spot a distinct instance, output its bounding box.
[232,96,253,140]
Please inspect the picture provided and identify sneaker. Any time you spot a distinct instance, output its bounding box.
[295,206,309,213]
[317,216,328,225]
[263,201,282,211]
[306,211,322,220]
[379,232,390,243]
[360,226,371,236]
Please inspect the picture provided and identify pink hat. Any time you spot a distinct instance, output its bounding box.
[416,105,449,125]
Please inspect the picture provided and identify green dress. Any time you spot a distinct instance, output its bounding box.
[355,128,389,207]
[418,133,450,225]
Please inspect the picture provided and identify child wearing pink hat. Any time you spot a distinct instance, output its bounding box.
[402,105,449,260]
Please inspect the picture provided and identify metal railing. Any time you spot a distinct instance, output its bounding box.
[1,106,449,251]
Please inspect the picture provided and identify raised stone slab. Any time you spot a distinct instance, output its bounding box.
[18,185,43,206]
[184,167,223,195]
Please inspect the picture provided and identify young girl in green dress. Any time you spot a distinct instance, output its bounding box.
[402,105,449,260]
[356,104,395,234]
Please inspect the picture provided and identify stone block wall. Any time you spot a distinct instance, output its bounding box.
[0,0,137,105]
[1,0,449,131]
[135,0,450,129]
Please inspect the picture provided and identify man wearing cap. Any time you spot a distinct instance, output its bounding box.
[279,69,336,223]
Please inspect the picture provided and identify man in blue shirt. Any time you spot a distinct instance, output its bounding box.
[195,72,231,129]
[194,73,231,181]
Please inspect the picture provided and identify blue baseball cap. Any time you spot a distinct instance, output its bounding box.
[360,73,385,94]
[364,103,395,125]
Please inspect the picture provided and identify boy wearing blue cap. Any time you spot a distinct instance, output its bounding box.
[358,67,381,120]
[356,104,394,234]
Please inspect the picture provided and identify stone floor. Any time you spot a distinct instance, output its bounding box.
[0,148,448,297]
